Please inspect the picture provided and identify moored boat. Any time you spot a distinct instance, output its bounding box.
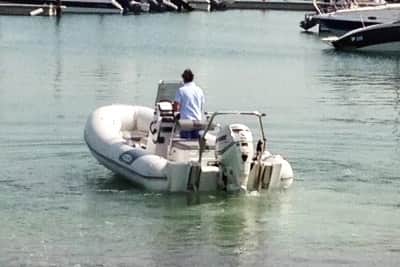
[0,2,61,15]
[84,81,294,192]
[323,21,400,51]
[300,0,400,35]
[0,0,123,14]
[0,0,154,15]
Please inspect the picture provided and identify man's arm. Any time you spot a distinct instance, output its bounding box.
[173,88,181,112]
[201,93,205,117]
[173,101,180,112]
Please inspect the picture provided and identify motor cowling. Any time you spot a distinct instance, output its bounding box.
[215,124,254,191]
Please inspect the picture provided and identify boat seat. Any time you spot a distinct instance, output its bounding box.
[171,138,215,150]
[178,120,207,131]
[121,130,148,143]
[177,119,216,131]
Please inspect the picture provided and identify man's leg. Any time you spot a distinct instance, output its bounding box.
[190,130,200,139]
[180,130,200,139]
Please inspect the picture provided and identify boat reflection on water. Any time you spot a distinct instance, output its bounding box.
[104,190,294,266]
[84,163,295,265]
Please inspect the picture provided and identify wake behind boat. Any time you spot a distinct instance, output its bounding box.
[323,21,400,51]
[84,81,294,192]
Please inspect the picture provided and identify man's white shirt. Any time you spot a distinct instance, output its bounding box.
[175,82,205,120]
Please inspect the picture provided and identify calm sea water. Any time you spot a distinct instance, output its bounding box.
[0,10,399,266]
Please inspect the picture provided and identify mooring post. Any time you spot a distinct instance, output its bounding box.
[56,0,62,16]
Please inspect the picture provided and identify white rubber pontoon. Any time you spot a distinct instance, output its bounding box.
[84,81,294,192]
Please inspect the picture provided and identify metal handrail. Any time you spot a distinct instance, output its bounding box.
[313,0,322,14]
[198,111,267,164]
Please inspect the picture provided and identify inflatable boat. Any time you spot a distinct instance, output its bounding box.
[84,81,294,192]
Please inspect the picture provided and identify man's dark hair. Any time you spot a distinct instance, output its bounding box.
[181,69,194,83]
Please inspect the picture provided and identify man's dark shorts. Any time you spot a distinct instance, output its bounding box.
[180,130,200,139]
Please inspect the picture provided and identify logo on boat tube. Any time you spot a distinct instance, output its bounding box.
[120,153,134,164]
[119,149,149,165]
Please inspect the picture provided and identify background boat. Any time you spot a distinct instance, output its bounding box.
[0,0,124,14]
[300,0,400,34]
[0,0,198,15]
[324,21,400,50]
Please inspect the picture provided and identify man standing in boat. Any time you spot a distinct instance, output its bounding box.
[173,69,205,139]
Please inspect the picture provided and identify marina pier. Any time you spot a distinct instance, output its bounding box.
[226,0,315,11]
[0,0,315,15]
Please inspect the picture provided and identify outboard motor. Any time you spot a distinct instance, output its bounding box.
[215,124,254,191]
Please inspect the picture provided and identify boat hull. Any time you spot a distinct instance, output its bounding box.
[319,18,377,35]
[301,3,400,34]
[84,105,171,191]
[330,22,400,51]
[86,141,170,190]
[0,0,123,14]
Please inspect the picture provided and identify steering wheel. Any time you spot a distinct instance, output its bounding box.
[149,120,157,135]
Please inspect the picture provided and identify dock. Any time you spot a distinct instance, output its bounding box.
[227,0,315,11]
[0,2,64,16]
[0,0,316,16]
